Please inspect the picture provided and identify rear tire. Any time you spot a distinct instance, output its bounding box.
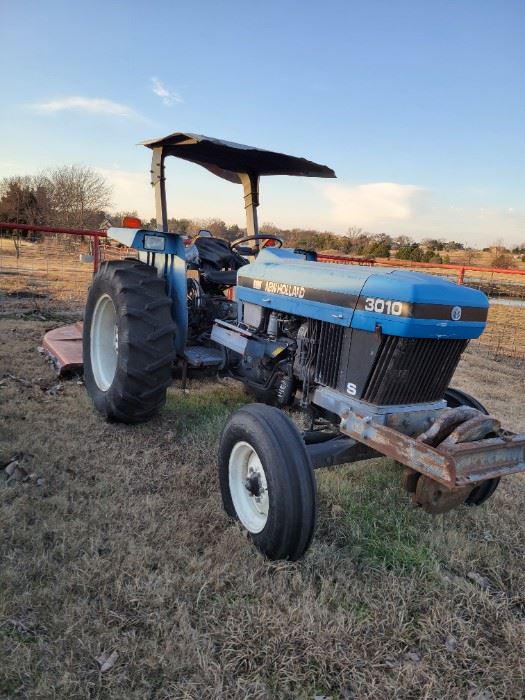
[83,260,176,423]
[218,404,317,560]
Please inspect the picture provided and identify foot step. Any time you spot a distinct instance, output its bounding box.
[183,346,224,368]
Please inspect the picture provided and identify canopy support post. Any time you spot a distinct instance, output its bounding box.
[239,172,260,244]
[151,147,168,232]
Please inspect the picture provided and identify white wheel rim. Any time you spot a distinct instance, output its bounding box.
[229,441,269,534]
[90,293,118,391]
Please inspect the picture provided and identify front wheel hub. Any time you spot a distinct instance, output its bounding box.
[228,441,269,533]
[245,472,263,498]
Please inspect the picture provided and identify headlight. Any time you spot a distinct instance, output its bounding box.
[144,234,165,252]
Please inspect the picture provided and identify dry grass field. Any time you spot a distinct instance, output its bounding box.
[1,301,525,699]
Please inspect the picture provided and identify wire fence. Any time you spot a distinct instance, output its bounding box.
[1,228,524,365]
[458,270,525,367]
[0,230,135,317]
[388,263,525,367]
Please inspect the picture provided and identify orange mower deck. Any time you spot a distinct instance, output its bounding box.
[43,322,84,374]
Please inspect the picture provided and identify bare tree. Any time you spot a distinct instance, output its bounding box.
[44,165,112,228]
[462,249,478,265]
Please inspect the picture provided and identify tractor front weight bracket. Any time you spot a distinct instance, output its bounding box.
[312,386,525,490]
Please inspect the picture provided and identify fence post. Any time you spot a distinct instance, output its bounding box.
[93,236,100,273]
[458,267,465,285]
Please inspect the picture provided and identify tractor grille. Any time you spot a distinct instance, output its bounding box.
[363,336,468,405]
[313,321,345,389]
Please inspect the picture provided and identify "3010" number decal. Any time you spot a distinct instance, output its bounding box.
[363,297,404,316]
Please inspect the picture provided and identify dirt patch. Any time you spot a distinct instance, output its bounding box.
[1,317,524,699]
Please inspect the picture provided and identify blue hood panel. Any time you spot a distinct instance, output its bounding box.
[236,249,488,339]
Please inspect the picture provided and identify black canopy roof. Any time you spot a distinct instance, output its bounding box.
[141,132,336,183]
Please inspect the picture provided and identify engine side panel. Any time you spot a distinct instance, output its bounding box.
[236,283,356,327]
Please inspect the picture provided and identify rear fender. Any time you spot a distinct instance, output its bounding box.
[107,227,187,353]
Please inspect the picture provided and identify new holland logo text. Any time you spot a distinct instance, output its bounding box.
[264,280,306,298]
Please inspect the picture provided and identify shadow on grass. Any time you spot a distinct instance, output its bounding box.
[162,380,249,436]
[317,460,437,572]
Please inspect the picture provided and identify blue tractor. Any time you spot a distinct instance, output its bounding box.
[83,132,525,560]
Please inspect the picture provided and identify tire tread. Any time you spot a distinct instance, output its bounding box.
[218,403,317,561]
[83,259,175,424]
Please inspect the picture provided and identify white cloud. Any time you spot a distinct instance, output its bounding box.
[97,168,153,217]
[150,77,183,106]
[97,165,244,222]
[323,181,425,227]
[32,96,141,119]
[321,183,525,246]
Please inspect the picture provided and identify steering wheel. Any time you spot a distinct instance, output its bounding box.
[230,234,283,252]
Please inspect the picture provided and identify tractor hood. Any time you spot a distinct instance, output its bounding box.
[236,249,488,340]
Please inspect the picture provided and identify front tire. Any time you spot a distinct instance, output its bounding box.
[83,260,176,423]
[218,404,317,560]
[444,386,500,506]
[444,387,489,415]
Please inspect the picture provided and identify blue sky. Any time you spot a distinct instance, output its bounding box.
[1,0,524,245]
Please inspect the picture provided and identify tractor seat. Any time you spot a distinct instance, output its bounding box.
[194,237,247,271]
[201,269,238,286]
